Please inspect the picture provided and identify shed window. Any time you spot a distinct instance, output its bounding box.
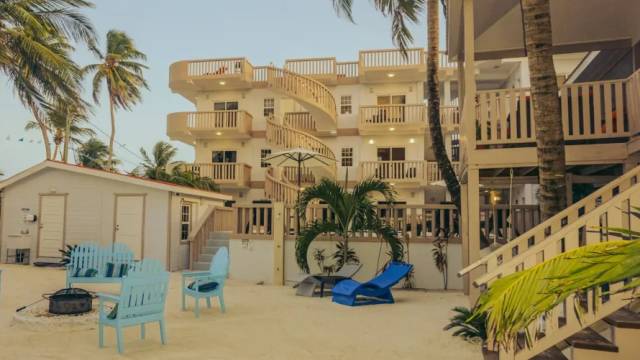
[180,203,192,241]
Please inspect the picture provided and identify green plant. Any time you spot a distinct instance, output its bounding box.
[332,242,359,270]
[444,306,487,342]
[313,248,327,271]
[295,178,403,273]
[432,228,451,290]
[58,244,78,265]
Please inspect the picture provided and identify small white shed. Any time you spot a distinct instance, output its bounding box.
[0,161,232,271]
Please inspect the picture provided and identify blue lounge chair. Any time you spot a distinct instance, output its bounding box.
[181,247,229,317]
[97,259,169,354]
[332,262,413,306]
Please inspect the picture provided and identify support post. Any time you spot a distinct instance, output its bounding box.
[272,202,285,285]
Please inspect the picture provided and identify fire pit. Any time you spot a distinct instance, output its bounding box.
[43,288,95,315]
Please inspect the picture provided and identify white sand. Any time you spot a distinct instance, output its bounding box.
[0,264,481,359]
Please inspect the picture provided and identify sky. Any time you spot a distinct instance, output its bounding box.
[0,0,438,177]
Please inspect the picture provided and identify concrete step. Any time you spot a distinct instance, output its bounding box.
[198,253,213,263]
[208,231,231,240]
[206,239,229,247]
[201,245,224,255]
[531,347,567,360]
[192,261,210,271]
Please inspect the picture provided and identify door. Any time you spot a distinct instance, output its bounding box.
[377,95,406,122]
[377,147,407,179]
[114,195,145,259]
[38,195,67,258]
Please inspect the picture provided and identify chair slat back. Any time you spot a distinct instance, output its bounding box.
[367,262,413,289]
[68,243,135,276]
[117,259,169,319]
[208,247,229,278]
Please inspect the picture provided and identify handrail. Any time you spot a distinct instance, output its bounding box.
[359,104,426,126]
[284,57,336,76]
[265,118,336,161]
[265,167,300,205]
[187,206,216,268]
[359,48,425,68]
[284,112,316,132]
[181,162,251,188]
[459,164,640,282]
[265,66,337,125]
[168,111,253,133]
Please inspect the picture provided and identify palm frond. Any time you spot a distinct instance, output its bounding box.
[295,221,341,273]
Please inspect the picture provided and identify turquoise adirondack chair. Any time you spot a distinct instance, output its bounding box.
[97,259,169,353]
[181,247,229,318]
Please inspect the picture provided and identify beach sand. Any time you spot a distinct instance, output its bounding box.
[0,264,481,360]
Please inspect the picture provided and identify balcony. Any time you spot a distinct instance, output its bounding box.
[359,104,426,135]
[182,163,252,189]
[169,58,254,100]
[167,111,253,143]
[284,57,337,84]
[359,48,425,83]
[359,160,459,187]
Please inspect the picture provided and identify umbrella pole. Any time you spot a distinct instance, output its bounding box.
[296,160,301,235]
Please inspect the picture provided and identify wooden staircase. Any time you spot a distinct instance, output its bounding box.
[459,165,640,359]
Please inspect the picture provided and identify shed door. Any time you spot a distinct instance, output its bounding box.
[38,195,66,258]
[114,195,145,259]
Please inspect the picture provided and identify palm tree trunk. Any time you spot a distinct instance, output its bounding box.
[62,113,71,163]
[426,0,461,210]
[52,142,60,161]
[30,106,52,160]
[522,0,567,219]
[107,94,116,170]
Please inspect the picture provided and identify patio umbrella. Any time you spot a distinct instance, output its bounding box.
[264,147,335,233]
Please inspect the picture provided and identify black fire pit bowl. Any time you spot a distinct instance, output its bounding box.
[43,288,95,315]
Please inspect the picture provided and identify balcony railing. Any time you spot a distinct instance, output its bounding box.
[360,104,426,129]
[360,160,459,185]
[337,61,358,79]
[476,78,630,145]
[182,163,251,188]
[283,112,316,132]
[284,57,336,77]
[167,111,252,139]
[169,58,254,91]
[439,106,461,131]
[359,48,425,69]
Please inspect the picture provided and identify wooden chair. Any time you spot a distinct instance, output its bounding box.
[97,259,169,353]
[181,247,229,317]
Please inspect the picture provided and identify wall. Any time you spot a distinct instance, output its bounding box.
[0,168,169,267]
[227,237,463,290]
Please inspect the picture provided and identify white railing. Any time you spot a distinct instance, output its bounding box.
[439,106,461,130]
[359,48,425,69]
[337,61,358,79]
[264,167,300,205]
[360,160,427,183]
[284,57,336,76]
[476,78,630,145]
[266,118,336,161]
[425,161,460,183]
[284,112,316,132]
[182,163,251,188]
[188,206,234,267]
[185,58,251,77]
[168,111,252,134]
[359,104,425,127]
[438,51,457,69]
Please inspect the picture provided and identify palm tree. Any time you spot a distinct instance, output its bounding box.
[331,0,461,209]
[444,306,487,341]
[521,0,567,219]
[473,233,640,349]
[136,141,179,181]
[84,30,148,169]
[49,101,94,161]
[1,0,95,159]
[77,137,113,169]
[295,178,404,273]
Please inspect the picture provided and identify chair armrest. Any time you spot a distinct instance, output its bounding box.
[182,271,210,278]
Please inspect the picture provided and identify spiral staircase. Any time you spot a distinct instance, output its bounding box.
[257,66,337,204]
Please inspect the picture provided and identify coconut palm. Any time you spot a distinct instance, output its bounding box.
[521,0,567,219]
[136,141,180,181]
[49,101,94,161]
[84,30,148,169]
[170,167,220,192]
[331,0,461,209]
[473,235,640,350]
[295,178,404,273]
[1,0,95,159]
[77,137,113,169]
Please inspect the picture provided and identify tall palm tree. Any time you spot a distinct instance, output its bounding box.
[295,178,404,273]
[0,0,95,159]
[522,0,567,219]
[84,30,148,169]
[331,0,461,209]
[77,137,113,169]
[48,100,94,161]
[136,141,180,181]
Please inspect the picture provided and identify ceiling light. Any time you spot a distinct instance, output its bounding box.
[368,139,375,144]
[219,81,226,85]
[387,73,395,78]
[389,127,395,132]
[409,138,415,143]
[215,131,222,136]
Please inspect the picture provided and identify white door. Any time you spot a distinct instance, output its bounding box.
[114,195,145,259]
[38,195,66,258]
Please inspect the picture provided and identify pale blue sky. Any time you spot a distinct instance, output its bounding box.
[0,0,437,177]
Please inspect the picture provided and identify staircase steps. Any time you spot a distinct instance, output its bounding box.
[604,308,640,329]
[565,328,618,353]
[531,347,567,360]
[193,231,230,270]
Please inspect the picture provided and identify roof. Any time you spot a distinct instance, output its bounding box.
[0,160,233,201]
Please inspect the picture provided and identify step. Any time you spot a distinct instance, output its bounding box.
[604,308,640,329]
[531,347,568,360]
[192,261,210,271]
[208,231,231,240]
[201,245,224,255]
[565,328,619,353]
[198,253,213,263]
[206,239,229,247]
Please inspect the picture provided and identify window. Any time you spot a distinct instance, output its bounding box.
[263,98,275,117]
[377,147,405,161]
[180,203,192,241]
[212,150,237,163]
[261,149,272,168]
[340,95,352,114]
[451,132,460,162]
[213,101,239,111]
[341,147,353,167]
[376,95,406,105]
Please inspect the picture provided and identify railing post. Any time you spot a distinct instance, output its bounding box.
[272,202,285,285]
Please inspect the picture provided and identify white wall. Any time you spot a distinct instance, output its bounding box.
[0,168,169,267]
[227,237,463,290]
